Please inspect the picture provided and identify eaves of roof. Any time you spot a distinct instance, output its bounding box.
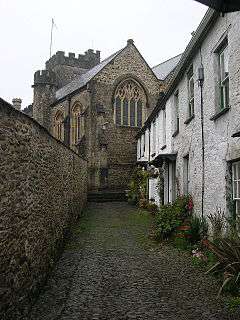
[136,8,219,139]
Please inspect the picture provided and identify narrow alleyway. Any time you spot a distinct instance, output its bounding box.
[28,203,237,320]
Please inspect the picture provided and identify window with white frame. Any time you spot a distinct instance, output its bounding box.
[187,66,194,118]
[232,161,240,200]
[219,44,229,110]
[152,121,156,154]
[163,109,166,146]
[141,133,145,157]
[232,161,240,225]
[137,139,141,159]
[174,91,179,132]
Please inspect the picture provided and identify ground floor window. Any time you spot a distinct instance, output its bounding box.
[232,161,240,219]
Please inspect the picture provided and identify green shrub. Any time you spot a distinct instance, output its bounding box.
[174,237,189,250]
[155,203,181,239]
[127,167,149,204]
[155,195,193,239]
[226,296,240,311]
[146,202,159,215]
[190,215,208,244]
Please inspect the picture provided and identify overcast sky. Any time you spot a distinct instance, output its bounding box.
[0,0,207,108]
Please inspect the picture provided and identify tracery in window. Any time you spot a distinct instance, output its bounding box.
[71,104,84,145]
[114,79,146,127]
[53,110,64,141]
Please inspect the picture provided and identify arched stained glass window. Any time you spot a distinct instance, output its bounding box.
[114,79,146,127]
[53,110,64,141]
[137,100,143,127]
[130,99,135,127]
[115,96,121,125]
[123,98,128,126]
[71,104,84,145]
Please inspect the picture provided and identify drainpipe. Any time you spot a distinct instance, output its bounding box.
[198,64,205,220]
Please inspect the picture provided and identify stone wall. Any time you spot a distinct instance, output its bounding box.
[47,42,161,190]
[88,42,160,189]
[0,98,87,319]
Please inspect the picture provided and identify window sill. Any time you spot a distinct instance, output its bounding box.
[172,129,179,137]
[161,145,166,150]
[210,106,230,121]
[184,114,195,125]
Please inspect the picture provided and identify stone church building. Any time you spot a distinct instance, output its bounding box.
[32,39,178,190]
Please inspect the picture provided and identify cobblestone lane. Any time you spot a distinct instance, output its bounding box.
[28,203,238,320]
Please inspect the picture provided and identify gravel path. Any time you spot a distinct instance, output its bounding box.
[28,202,238,320]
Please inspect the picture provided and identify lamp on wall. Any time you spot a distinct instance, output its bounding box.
[198,66,204,87]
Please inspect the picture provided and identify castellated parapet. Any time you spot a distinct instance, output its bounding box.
[33,69,56,86]
[46,49,101,71]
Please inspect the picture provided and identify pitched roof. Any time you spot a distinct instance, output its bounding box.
[152,53,182,80]
[55,49,123,101]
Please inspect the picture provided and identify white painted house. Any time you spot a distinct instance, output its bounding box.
[137,9,240,222]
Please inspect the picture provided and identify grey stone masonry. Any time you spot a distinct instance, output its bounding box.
[0,98,87,319]
[46,49,101,71]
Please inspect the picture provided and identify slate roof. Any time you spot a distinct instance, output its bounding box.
[55,45,181,102]
[55,49,123,101]
[152,53,182,80]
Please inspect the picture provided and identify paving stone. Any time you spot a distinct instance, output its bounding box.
[28,202,239,320]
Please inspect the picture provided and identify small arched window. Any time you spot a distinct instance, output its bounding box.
[71,104,84,145]
[53,110,64,141]
[114,79,146,127]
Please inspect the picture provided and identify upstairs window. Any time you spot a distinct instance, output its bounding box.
[53,110,64,141]
[219,44,229,110]
[152,121,156,154]
[174,91,179,133]
[163,109,166,146]
[187,66,194,118]
[114,79,146,128]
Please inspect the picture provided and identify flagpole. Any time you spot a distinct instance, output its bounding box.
[50,18,54,58]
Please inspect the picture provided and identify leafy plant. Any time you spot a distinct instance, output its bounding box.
[226,296,240,311]
[206,236,240,297]
[146,202,159,215]
[208,207,226,241]
[190,215,208,243]
[155,195,193,239]
[174,237,189,250]
[127,167,149,204]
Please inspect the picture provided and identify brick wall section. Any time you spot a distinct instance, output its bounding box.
[0,99,87,319]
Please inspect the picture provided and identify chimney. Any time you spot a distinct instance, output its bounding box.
[12,98,22,110]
